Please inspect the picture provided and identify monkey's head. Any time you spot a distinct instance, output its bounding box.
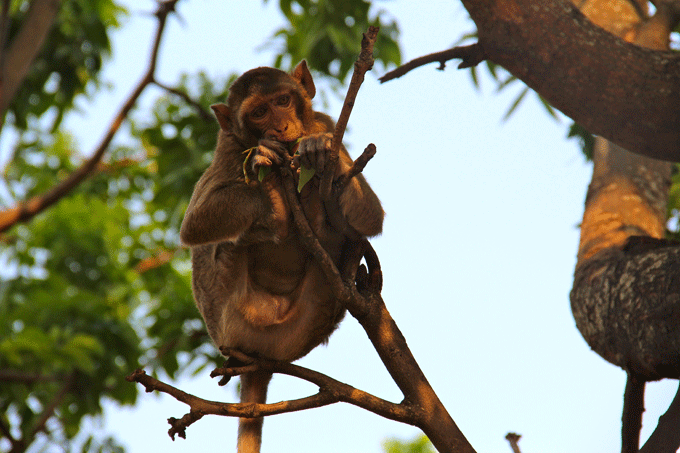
[211,60,317,148]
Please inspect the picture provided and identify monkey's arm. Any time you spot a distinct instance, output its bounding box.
[336,150,384,238]
[180,169,268,246]
[297,132,383,238]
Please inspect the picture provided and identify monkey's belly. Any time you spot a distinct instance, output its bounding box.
[192,241,343,361]
[247,238,310,295]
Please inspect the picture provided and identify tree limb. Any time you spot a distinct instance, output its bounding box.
[128,357,415,442]
[0,370,64,383]
[320,25,379,199]
[152,79,214,122]
[379,44,486,82]
[505,433,522,453]
[27,373,74,442]
[621,372,645,453]
[0,0,62,118]
[393,0,680,161]
[0,0,180,234]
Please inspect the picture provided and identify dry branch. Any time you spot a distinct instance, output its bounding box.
[505,433,522,453]
[0,0,180,234]
[320,25,379,199]
[128,353,415,441]
[383,0,680,161]
[621,373,645,453]
[379,44,486,82]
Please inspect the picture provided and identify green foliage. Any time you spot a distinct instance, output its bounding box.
[0,0,395,451]
[383,435,436,453]
[566,123,595,161]
[7,0,126,131]
[0,70,232,449]
[267,0,401,80]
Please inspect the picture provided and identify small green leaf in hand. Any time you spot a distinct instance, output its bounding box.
[298,166,315,192]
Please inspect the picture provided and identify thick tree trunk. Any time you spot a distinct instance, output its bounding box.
[458,0,680,161]
[569,0,679,381]
[572,241,680,380]
[567,1,680,450]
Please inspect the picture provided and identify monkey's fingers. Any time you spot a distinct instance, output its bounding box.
[297,135,332,174]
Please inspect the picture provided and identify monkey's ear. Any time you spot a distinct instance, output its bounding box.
[211,103,232,131]
[292,60,316,99]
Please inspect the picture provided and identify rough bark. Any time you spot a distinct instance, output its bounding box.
[569,0,680,382]
[458,0,680,161]
[572,243,680,380]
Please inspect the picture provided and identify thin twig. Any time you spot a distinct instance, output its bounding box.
[0,416,16,445]
[0,0,11,91]
[0,370,65,383]
[28,373,74,440]
[152,79,213,121]
[505,433,522,453]
[0,0,180,233]
[379,44,486,83]
[335,143,377,192]
[320,26,379,199]
[127,357,414,441]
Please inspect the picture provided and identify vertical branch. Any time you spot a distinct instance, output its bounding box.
[319,26,379,199]
[0,0,62,118]
[505,433,522,453]
[0,0,11,93]
[621,372,645,453]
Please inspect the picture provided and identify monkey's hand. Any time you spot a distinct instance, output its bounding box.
[250,139,289,174]
[295,133,335,176]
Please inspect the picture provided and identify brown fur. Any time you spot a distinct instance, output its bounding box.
[180,60,383,452]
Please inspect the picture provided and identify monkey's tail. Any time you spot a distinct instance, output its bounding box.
[237,371,273,453]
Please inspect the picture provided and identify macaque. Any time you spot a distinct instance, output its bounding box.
[180,60,383,453]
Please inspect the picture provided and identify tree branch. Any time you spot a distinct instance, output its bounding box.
[27,373,74,441]
[0,0,180,234]
[505,433,522,453]
[128,355,415,442]
[320,25,379,199]
[379,44,486,83]
[0,0,62,118]
[151,79,214,122]
[621,372,645,453]
[0,370,64,383]
[431,0,680,161]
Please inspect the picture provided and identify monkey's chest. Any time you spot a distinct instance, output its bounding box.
[247,240,311,295]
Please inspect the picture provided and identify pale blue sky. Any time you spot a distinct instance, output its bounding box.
[61,1,678,452]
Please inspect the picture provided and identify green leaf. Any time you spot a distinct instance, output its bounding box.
[258,166,272,182]
[503,86,529,121]
[298,166,316,192]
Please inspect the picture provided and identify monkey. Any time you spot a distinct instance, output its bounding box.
[179,60,383,453]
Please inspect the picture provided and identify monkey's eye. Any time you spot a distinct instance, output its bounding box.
[275,94,291,106]
[251,106,267,119]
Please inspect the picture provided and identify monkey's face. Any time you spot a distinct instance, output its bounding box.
[241,90,305,146]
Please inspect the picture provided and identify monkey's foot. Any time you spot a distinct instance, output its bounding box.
[210,348,260,385]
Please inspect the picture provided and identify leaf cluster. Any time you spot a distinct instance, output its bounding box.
[267,0,401,80]
[1,63,229,453]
